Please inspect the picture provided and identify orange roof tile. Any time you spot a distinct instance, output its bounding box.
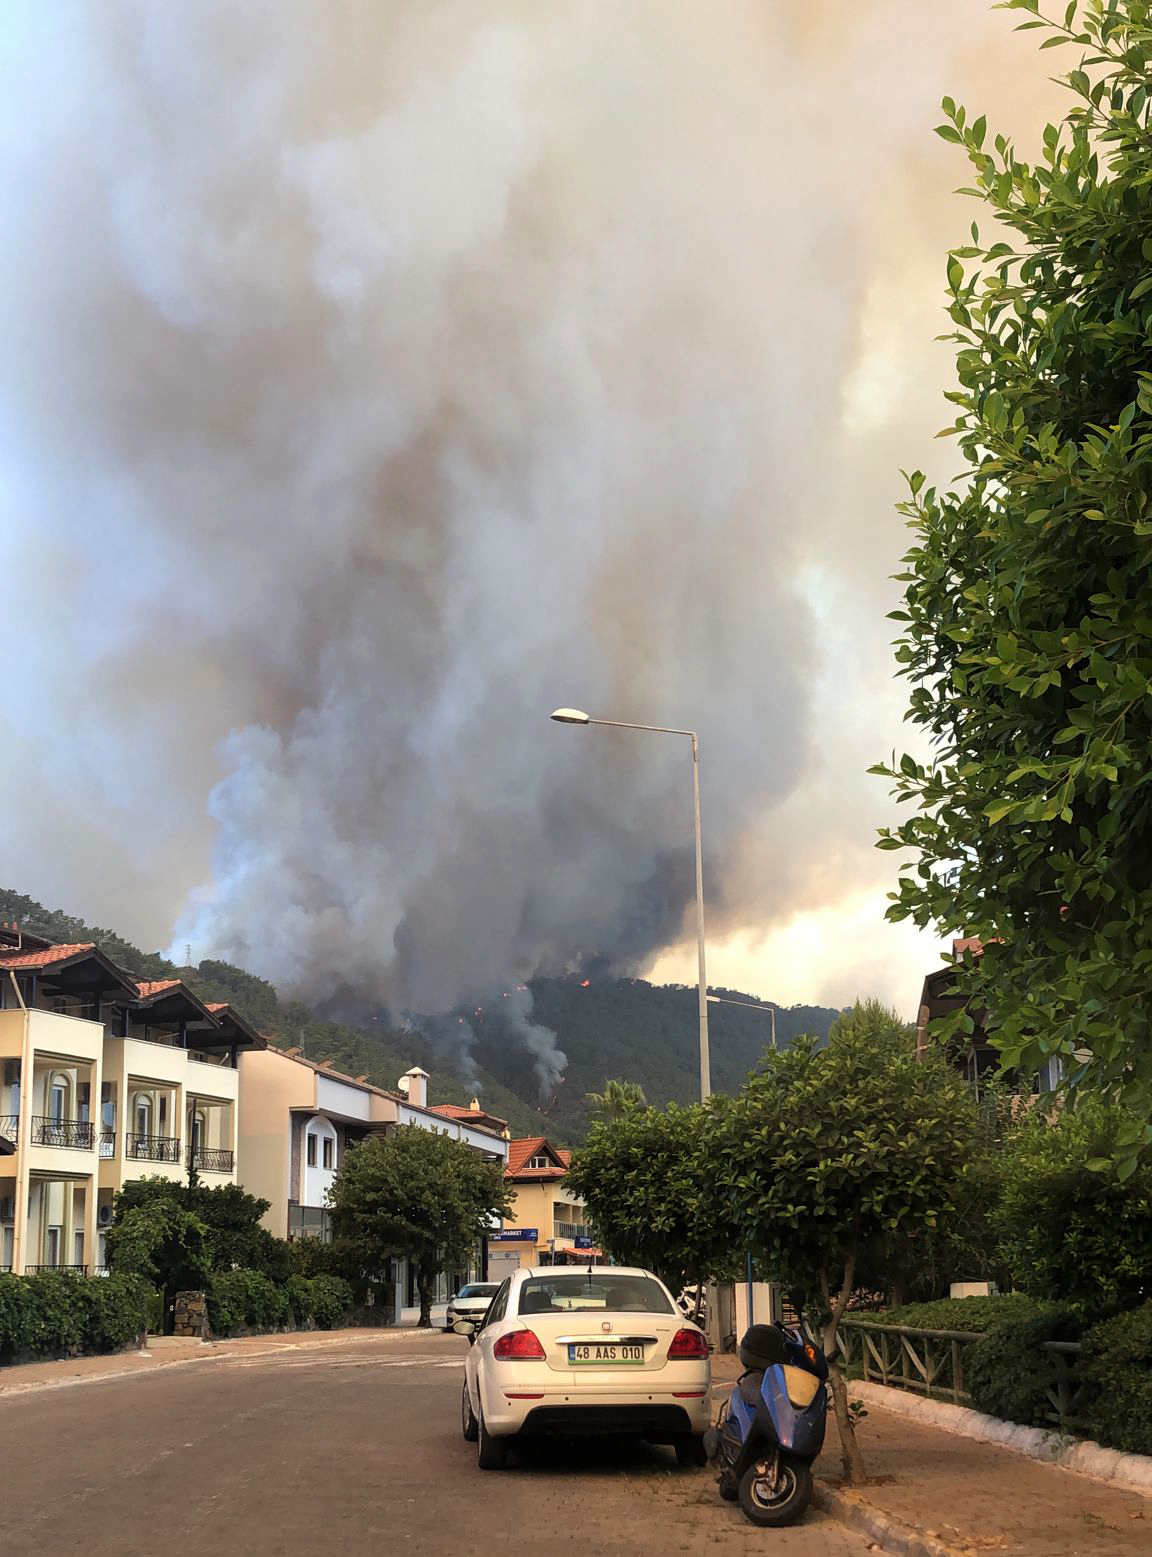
[0,942,96,969]
[135,979,182,999]
[505,1136,568,1178]
[429,1102,509,1129]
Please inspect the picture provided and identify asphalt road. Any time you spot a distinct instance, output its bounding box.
[0,1333,872,1557]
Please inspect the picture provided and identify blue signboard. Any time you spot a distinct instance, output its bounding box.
[574,1235,596,1249]
[490,1227,538,1242]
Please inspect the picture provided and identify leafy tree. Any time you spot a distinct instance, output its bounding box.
[873,0,1152,1143]
[995,1094,1152,1314]
[720,1001,976,1482]
[105,1198,211,1306]
[566,1099,741,1291]
[112,1178,292,1278]
[583,1078,648,1119]
[328,1126,512,1327]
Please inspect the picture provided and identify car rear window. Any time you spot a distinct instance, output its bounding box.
[518,1273,673,1315]
[457,1285,497,1300]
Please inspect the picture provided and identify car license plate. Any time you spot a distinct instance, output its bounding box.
[568,1343,645,1365]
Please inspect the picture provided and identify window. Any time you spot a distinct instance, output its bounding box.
[135,1096,152,1137]
[518,1273,673,1316]
[50,1082,67,1122]
[306,1133,317,1167]
[74,1229,85,1266]
[482,1280,510,1328]
[322,1136,334,1170]
[527,1154,552,1170]
[46,1227,61,1268]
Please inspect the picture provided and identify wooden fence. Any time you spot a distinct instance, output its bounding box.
[837,1319,1088,1429]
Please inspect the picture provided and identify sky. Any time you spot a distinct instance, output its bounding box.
[0,1,1063,1053]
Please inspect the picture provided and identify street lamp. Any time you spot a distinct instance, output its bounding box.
[707,993,777,1051]
[550,707,711,1100]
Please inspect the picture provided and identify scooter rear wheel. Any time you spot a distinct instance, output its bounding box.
[738,1457,812,1527]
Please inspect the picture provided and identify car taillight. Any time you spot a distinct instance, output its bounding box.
[493,1328,547,1360]
[667,1327,709,1360]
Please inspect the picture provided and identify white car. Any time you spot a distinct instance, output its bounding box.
[445,1282,500,1332]
[457,1264,711,1469]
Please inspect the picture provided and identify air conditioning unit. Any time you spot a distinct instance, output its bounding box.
[0,1196,15,1223]
[97,1204,115,1228]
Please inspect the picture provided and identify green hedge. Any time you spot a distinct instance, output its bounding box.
[207,1270,353,1337]
[0,1272,152,1364]
[858,1294,1044,1334]
[965,1305,1081,1427]
[1080,1300,1152,1457]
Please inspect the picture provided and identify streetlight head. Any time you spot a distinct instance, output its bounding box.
[550,707,590,725]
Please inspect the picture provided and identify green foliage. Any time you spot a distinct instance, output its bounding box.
[965,1305,1082,1427]
[306,1274,356,1329]
[584,1078,648,1120]
[567,1098,741,1288]
[207,1269,290,1336]
[111,1178,290,1279]
[1080,1300,1152,1455]
[722,1002,976,1328]
[995,1097,1152,1315]
[329,1125,511,1324]
[864,1294,1045,1333]
[0,1272,152,1363]
[874,0,1152,1137]
[105,1197,211,1293]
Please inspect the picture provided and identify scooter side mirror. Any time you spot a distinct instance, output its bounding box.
[453,1319,478,1344]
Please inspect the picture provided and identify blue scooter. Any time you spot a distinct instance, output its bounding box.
[705,1312,829,1527]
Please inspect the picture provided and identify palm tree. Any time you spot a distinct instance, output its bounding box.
[584,1078,647,1120]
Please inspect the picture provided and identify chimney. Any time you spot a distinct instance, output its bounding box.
[400,1066,429,1109]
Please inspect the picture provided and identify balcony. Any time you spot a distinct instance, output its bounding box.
[126,1132,182,1163]
[30,1116,95,1150]
[187,1147,234,1174]
[0,1113,17,1143]
[24,1263,88,1275]
[100,1129,116,1159]
[554,1222,589,1241]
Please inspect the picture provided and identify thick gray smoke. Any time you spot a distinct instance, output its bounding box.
[0,2,1054,1088]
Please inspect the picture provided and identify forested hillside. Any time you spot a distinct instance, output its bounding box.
[0,889,842,1143]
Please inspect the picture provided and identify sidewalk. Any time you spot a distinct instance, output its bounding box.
[710,1356,1150,1557]
[0,1324,448,1398]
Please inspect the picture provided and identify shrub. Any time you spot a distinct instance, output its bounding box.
[308,1275,354,1330]
[863,1295,1041,1334]
[965,1305,1081,1428]
[207,1269,290,1337]
[995,1100,1152,1317]
[0,1272,151,1364]
[284,1274,315,1327]
[1080,1301,1152,1457]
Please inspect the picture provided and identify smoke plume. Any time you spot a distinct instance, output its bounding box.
[0,2,1055,1086]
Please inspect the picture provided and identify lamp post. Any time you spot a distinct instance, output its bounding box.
[707,993,777,1051]
[550,708,710,1100]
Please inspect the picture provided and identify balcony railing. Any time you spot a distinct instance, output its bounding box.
[187,1146,234,1173]
[554,1222,589,1241]
[0,1113,17,1143]
[100,1128,116,1158]
[126,1132,182,1163]
[30,1116,95,1150]
[24,1263,88,1275]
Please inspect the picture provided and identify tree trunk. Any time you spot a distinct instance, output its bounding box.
[416,1260,435,1328]
[821,1252,866,1485]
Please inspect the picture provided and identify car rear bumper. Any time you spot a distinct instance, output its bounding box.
[482,1383,711,1439]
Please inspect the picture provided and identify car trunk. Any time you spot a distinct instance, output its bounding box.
[510,1311,686,1376]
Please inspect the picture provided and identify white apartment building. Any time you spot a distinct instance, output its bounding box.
[236,1047,509,1321]
[0,926,264,1274]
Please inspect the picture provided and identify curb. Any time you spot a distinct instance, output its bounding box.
[0,1328,433,1400]
[850,1381,1152,1499]
[813,1481,968,1557]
